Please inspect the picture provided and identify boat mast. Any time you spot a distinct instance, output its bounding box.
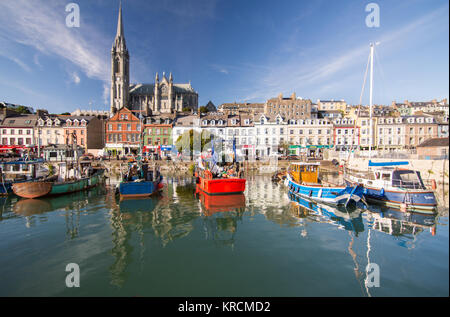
[369,43,374,161]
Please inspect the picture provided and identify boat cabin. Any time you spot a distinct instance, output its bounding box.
[289,162,320,184]
[371,168,426,190]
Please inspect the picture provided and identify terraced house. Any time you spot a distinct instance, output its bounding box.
[105,107,141,156]
[143,114,175,157]
[0,110,38,153]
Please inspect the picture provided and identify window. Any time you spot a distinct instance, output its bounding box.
[118,124,122,131]
[108,124,112,131]
[26,138,31,145]
[127,124,131,131]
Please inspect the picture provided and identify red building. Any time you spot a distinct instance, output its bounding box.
[104,108,142,156]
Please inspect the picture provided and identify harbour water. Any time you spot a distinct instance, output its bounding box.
[0,174,448,296]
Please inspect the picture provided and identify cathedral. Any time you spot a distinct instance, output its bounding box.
[110,3,198,116]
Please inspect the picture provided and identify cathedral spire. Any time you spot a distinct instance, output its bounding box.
[116,1,124,38]
[110,0,129,113]
[113,0,126,51]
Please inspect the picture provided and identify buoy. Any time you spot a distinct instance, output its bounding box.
[431,179,437,190]
[157,183,164,190]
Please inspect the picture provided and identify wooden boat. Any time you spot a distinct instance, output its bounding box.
[195,169,246,196]
[118,163,163,198]
[0,159,49,196]
[285,162,364,207]
[12,181,53,199]
[344,161,437,214]
[12,168,105,199]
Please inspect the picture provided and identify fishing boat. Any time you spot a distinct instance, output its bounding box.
[12,167,105,199]
[194,135,246,196]
[118,162,163,198]
[285,162,364,207]
[195,168,246,196]
[344,160,437,213]
[0,159,49,196]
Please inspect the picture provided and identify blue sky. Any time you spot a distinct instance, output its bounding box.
[0,0,448,113]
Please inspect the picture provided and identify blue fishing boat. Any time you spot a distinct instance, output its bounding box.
[118,162,163,198]
[344,160,437,214]
[285,162,364,207]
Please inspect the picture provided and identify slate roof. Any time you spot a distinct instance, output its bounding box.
[417,137,449,147]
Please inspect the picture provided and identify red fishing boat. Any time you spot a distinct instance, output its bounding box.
[195,169,246,195]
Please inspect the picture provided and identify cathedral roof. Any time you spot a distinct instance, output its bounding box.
[129,83,196,95]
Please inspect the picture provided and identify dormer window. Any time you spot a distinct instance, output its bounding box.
[202,120,207,125]
[231,119,237,125]
[244,119,250,125]
[211,120,215,126]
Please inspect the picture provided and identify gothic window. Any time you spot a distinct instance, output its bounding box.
[114,58,120,74]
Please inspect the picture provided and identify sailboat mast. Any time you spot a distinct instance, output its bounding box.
[369,43,374,161]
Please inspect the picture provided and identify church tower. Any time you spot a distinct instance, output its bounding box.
[110,1,129,113]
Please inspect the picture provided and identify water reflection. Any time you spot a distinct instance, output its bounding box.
[364,204,437,249]
[197,190,246,247]
[0,174,446,296]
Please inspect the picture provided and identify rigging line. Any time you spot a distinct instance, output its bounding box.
[346,51,371,163]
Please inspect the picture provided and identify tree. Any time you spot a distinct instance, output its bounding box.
[175,129,212,155]
[279,140,292,155]
[9,106,31,114]
[61,112,71,115]
[199,106,209,113]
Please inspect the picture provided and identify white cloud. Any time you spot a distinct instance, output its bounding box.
[238,4,448,104]
[102,83,110,106]
[0,0,110,81]
[71,72,81,85]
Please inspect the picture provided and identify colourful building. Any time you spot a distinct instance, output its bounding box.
[143,115,175,157]
[104,108,142,156]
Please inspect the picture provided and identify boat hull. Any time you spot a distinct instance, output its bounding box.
[49,169,105,196]
[119,180,162,198]
[12,169,105,199]
[345,179,437,214]
[286,175,364,206]
[12,182,53,199]
[196,177,246,195]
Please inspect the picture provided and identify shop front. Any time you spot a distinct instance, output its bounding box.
[104,143,124,157]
